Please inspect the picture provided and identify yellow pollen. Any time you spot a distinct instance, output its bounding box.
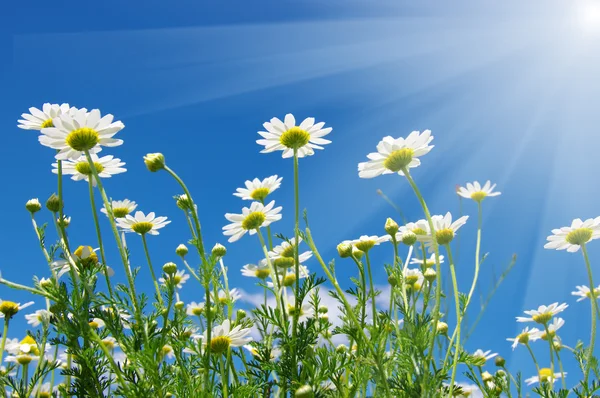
[280,245,295,258]
[210,336,231,354]
[532,312,553,324]
[0,301,20,318]
[74,161,105,176]
[538,368,553,382]
[74,245,99,266]
[89,321,100,329]
[17,355,33,365]
[39,392,51,398]
[41,119,54,128]
[283,274,296,287]
[192,307,204,316]
[435,228,455,245]
[273,257,295,269]
[250,187,271,202]
[173,275,182,284]
[255,268,270,279]
[470,191,487,202]
[279,126,311,149]
[65,127,99,151]
[112,207,130,218]
[102,339,115,350]
[383,148,414,172]
[241,212,266,230]
[132,221,154,234]
[219,297,228,304]
[161,345,173,356]
[517,332,529,344]
[566,228,594,246]
[354,240,375,252]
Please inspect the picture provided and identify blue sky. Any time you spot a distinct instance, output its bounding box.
[2,0,600,389]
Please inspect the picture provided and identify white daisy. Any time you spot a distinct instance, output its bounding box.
[345,235,389,252]
[456,181,501,202]
[525,368,565,385]
[39,108,125,160]
[544,217,600,252]
[572,285,600,302]
[89,318,105,329]
[243,345,282,361]
[52,153,126,186]
[267,265,310,288]
[101,199,137,219]
[159,270,190,289]
[234,175,283,202]
[24,309,51,328]
[425,212,469,250]
[116,211,171,235]
[506,326,541,350]
[222,201,282,242]
[241,261,271,279]
[17,103,74,131]
[32,381,56,397]
[358,131,434,178]
[288,299,315,323]
[213,288,242,304]
[0,300,34,319]
[202,319,252,354]
[257,113,332,158]
[186,302,205,317]
[410,254,445,267]
[403,268,424,286]
[161,344,175,360]
[101,336,119,350]
[533,317,565,341]
[471,349,497,365]
[269,237,312,263]
[516,302,568,324]
[100,305,132,329]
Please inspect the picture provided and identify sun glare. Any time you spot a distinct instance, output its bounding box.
[578,0,600,34]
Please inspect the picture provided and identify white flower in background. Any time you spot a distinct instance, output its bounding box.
[213,288,242,304]
[223,201,282,242]
[506,326,541,350]
[234,175,283,202]
[410,254,445,267]
[5,336,40,365]
[100,305,132,329]
[32,381,56,397]
[161,344,175,360]
[257,113,332,158]
[89,318,105,329]
[269,237,312,263]
[39,108,125,160]
[525,368,565,385]
[516,303,568,324]
[117,211,171,235]
[425,212,469,249]
[186,302,205,317]
[544,217,600,252]
[25,309,52,328]
[51,259,71,279]
[457,181,501,202]
[102,337,119,350]
[533,317,565,341]
[243,345,282,361]
[471,349,497,365]
[101,199,137,219]
[52,154,126,186]
[346,235,389,252]
[358,130,434,178]
[159,270,190,289]
[287,299,315,323]
[403,268,424,286]
[572,285,600,302]
[203,319,252,354]
[0,300,34,319]
[267,265,310,288]
[17,103,73,131]
[241,261,271,279]
[455,383,482,398]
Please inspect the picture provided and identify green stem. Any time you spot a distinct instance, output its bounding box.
[393,239,409,315]
[543,324,555,376]
[445,244,461,397]
[219,259,233,320]
[554,346,567,390]
[0,319,9,365]
[365,252,377,327]
[141,233,164,306]
[581,243,598,385]
[256,229,285,320]
[88,178,114,297]
[292,149,301,381]
[219,355,229,397]
[525,343,540,374]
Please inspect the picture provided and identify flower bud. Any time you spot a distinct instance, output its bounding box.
[336,344,348,353]
[385,218,399,236]
[40,278,53,289]
[162,262,178,275]
[143,153,165,172]
[237,309,247,320]
[337,243,352,258]
[273,257,294,269]
[318,306,328,314]
[495,356,506,367]
[57,215,71,228]
[211,243,227,258]
[294,385,314,398]
[174,301,184,310]
[481,371,493,382]
[387,275,398,286]
[436,321,448,335]
[174,194,193,210]
[45,194,62,213]
[25,198,41,214]
[424,268,437,282]
[401,231,417,246]
[351,246,364,259]
[175,244,188,257]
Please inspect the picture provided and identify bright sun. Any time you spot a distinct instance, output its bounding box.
[578,0,600,34]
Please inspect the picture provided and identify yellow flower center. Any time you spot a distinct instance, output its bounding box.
[17,355,33,365]
[89,321,100,329]
[65,127,99,151]
[566,228,593,246]
[532,312,553,324]
[74,245,99,266]
[173,275,182,284]
[255,268,270,279]
[74,161,104,176]
[250,187,271,202]
[354,240,376,252]
[517,332,529,344]
[132,221,154,234]
[283,273,296,287]
[192,307,204,316]
[210,336,231,354]
[383,148,414,172]
[39,392,51,398]
[102,339,116,350]
[538,368,553,382]
[405,275,419,285]
[219,297,228,304]
[241,212,266,230]
[280,245,296,258]
[41,119,54,128]
[20,336,39,355]
[274,257,295,269]
[279,126,311,149]
[541,330,556,341]
[161,345,173,356]
[412,227,427,235]
[470,191,487,202]
[112,207,130,218]
[0,301,20,318]
[435,228,455,245]
[288,305,304,318]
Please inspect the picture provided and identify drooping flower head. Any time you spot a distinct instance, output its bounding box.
[506,326,541,350]
[257,114,332,158]
[234,175,283,202]
[533,317,565,341]
[18,103,73,131]
[101,199,137,219]
[345,235,389,253]
[25,309,52,328]
[269,237,312,265]
[516,302,568,324]
[202,319,252,355]
[52,154,126,186]
[223,201,282,242]
[39,108,124,160]
[0,299,34,319]
[410,253,445,268]
[358,131,434,178]
[544,217,600,252]
[470,349,498,366]
[457,181,501,203]
[159,270,190,289]
[117,211,171,235]
[241,261,271,279]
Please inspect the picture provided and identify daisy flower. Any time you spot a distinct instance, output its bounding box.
[89,318,105,329]
[25,309,52,328]
[159,270,190,289]
[533,317,565,341]
[17,103,73,131]
[506,326,541,350]
[161,344,175,360]
[346,235,389,252]
[186,302,205,317]
[403,268,424,286]
[0,299,34,319]
[269,237,312,263]
[100,199,137,219]
[410,254,445,267]
[222,201,282,242]
[39,108,125,160]
[32,381,56,397]
[425,212,469,250]
[287,299,315,323]
[243,345,282,361]
[52,153,126,186]
[471,349,497,365]
[213,288,242,304]
[257,113,332,158]
[516,302,568,324]
[241,261,271,279]
[457,181,501,202]
[5,336,41,365]
[101,337,119,350]
[203,319,252,354]
[572,285,600,302]
[267,265,310,288]
[544,217,600,252]
[116,211,171,235]
[525,368,565,385]
[234,175,283,202]
[358,130,434,178]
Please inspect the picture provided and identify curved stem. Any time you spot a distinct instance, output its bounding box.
[445,244,461,397]
[525,343,541,374]
[141,234,163,306]
[365,252,377,327]
[87,179,114,297]
[554,346,567,390]
[581,243,597,385]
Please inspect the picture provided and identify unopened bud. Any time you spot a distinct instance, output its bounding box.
[495,356,506,367]
[388,275,398,286]
[143,153,165,172]
[401,231,417,246]
[211,243,227,258]
[25,198,42,214]
[174,301,184,310]
[294,385,314,398]
[163,262,178,275]
[237,309,247,320]
[436,321,448,335]
[424,268,437,282]
[337,243,352,258]
[385,218,399,236]
[45,194,62,213]
[175,244,188,257]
